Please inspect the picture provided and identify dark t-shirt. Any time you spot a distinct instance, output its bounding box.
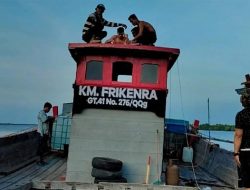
[235,108,250,149]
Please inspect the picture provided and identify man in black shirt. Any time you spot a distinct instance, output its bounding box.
[82,4,127,43]
[234,92,250,189]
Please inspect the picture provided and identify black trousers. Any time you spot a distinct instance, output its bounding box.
[238,151,250,188]
[136,31,156,45]
[82,28,107,43]
[37,134,49,162]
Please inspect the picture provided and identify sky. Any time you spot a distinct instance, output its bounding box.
[0,0,250,125]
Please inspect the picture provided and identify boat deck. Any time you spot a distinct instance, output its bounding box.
[0,152,237,190]
[0,152,67,190]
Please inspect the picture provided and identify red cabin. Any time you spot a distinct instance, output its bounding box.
[69,43,179,117]
[67,43,180,183]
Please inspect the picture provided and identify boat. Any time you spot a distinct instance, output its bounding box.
[0,43,240,190]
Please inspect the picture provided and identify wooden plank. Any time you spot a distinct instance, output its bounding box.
[0,153,65,190]
[0,163,38,189]
[0,175,5,180]
[0,157,51,185]
[0,160,36,183]
[0,156,38,175]
[32,181,199,190]
[2,158,62,190]
[6,182,32,190]
[23,157,62,182]
[43,160,67,181]
[31,158,66,181]
[0,153,61,185]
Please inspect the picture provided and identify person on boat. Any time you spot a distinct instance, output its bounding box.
[131,26,139,38]
[82,4,127,43]
[37,102,55,165]
[188,120,200,147]
[105,26,129,44]
[234,93,250,189]
[128,14,157,46]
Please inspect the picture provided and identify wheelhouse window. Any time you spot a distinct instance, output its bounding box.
[141,64,158,84]
[112,61,133,82]
[85,60,103,80]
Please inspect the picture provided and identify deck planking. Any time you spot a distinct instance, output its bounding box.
[0,151,236,190]
[0,152,66,190]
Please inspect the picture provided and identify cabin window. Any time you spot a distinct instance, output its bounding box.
[112,61,133,82]
[85,60,103,80]
[141,64,158,83]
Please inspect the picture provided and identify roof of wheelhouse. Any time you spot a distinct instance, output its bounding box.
[68,43,180,70]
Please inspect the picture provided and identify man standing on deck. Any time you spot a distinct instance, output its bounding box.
[37,102,54,165]
[82,4,127,43]
[234,92,250,189]
[128,14,157,45]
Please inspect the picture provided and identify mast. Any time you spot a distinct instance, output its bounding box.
[207,98,210,140]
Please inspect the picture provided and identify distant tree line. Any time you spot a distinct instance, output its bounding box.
[198,123,235,131]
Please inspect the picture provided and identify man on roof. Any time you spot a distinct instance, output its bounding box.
[82,4,127,43]
[105,26,129,44]
[128,14,157,46]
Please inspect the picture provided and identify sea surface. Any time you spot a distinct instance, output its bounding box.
[0,123,37,137]
[0,124,234,151]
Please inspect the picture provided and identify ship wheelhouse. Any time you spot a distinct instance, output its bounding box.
[67,43,180,183]
[69,44,179,117]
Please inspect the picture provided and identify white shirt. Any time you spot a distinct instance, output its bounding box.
[37,110,48,136]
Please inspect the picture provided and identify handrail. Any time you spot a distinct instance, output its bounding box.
[186,133,233,144]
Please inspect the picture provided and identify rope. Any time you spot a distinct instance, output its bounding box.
[156,130,160,183]
[168,70,172,118]
[176,59,185,122]
[198,132,233,144]
[175,59,202,190]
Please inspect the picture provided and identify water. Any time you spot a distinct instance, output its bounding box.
[0,124,234,152]
[0,124,37,137]
[199,130,234,151]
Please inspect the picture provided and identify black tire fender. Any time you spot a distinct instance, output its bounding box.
[92,157,123,171]
[94,177,127,184]
[91,168,122,179]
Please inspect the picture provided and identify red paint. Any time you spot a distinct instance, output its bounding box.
[147,155,151,165]
[52,106,58,118]
[69,43,180,91]
[193,120,200,128]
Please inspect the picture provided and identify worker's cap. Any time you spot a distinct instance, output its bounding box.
[96,4,105,11]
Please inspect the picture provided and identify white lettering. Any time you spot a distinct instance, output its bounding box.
[149,90,158,100]
[142,90,150,99]
[109,87,116,98]
[127,88,134,99]
[79,86,87,96]
[80,86,158,100]
[87,97,97,104]
[134,89,141,99]
[101,87,109,97]
[79,86,97,96]
[106,98,112,105]
[118,88,126,98]
[88,86,97,96]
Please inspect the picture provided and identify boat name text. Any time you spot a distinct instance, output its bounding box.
[79,86,158,100]
[78,86,159,109]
